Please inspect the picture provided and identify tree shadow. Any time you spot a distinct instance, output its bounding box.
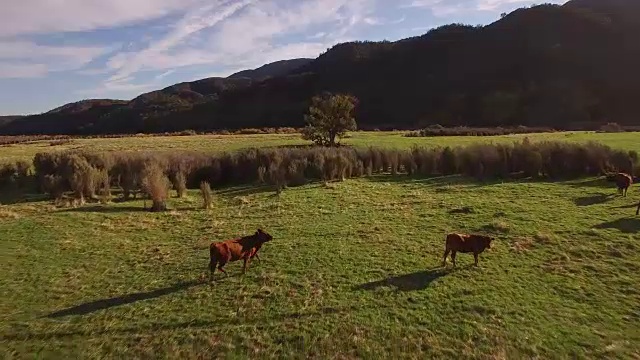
[354,268,449,292]
[45,279,205,318]
[573,193,615,206]
[594,218,640,234]
[0,187,48,205]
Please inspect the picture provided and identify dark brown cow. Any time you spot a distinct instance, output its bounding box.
[442,233,494,267]
[209,229,273,280]
[606,172,633,197]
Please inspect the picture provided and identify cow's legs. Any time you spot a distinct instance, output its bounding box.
[217,261,228,277]
[451,251,457,267]
[442,249,450,267]
[253,252,261,263]
[474,253,479,267]
[209,259,218,281]
[242,256,252,274]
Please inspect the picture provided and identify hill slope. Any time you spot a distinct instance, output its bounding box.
[227,58,313,81]
[2,0,639,135]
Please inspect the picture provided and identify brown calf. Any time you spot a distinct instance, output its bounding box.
[606,172,633,197]
[209,229,273,279]
[442,233,494,267]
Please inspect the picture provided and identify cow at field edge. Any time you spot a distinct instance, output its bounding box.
[209,229,273,280]
[606,172,633,197]
[442,233,494,267]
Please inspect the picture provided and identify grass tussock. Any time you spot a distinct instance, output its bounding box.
[141,163,170,212]
[200,181,213,210]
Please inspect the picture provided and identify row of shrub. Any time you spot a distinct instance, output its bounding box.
[0,135,72,146]
[405,125,556,137]
[0,128,302,146]
[596,123,640,133]
[10,139,632,209]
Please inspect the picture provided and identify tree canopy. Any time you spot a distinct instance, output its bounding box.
[301,93,358,147]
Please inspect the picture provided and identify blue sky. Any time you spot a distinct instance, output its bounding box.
[0,0,564,115]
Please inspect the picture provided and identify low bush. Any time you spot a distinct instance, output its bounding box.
[406,125,555,137]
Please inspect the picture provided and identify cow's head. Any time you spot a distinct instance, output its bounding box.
[483,235,495,249]
[255,228,273,243]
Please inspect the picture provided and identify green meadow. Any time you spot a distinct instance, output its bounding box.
[1,132,639,358]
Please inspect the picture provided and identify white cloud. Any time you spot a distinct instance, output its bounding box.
[0,0,205,37]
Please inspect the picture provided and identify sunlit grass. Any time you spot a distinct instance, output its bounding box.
[1,175,639,358]
[1,131,639,163]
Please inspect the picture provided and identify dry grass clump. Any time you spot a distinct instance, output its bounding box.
[200,181,213,210]
[141,163,171,212]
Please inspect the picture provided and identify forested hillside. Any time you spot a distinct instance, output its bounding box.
[2,0,639,135]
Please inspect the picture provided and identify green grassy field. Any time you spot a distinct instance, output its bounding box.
[1,131,639,163]
[1,133,640,358]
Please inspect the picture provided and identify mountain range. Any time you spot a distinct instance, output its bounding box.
[2,0,639,135]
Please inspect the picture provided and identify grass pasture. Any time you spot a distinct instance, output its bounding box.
[1,131,640,358]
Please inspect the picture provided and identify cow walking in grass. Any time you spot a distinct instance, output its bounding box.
[606,172,633,197]
[442,233,494,267]
[209,229,273,280]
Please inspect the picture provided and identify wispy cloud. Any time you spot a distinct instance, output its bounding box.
[0,0,204,37]
[91,0,376,94]
[0,41,113,79]
[155,69,176,80]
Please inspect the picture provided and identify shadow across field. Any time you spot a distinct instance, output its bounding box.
[573,193,615,206]
[6,306,358,341]
[354,268,449,292]
[594,217,640,234]
[45,279,205,318]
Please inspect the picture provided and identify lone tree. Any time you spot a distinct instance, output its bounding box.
[301,93,358,147]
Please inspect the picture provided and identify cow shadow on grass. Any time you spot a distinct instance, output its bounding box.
[573,193,616,206]
[594,217,640,234]
[45,279,207,318]
[354,268,449,292]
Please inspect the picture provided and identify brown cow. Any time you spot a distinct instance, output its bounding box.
[209,229,273,280]
[606,172,633,197]
[442,233,494,267]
